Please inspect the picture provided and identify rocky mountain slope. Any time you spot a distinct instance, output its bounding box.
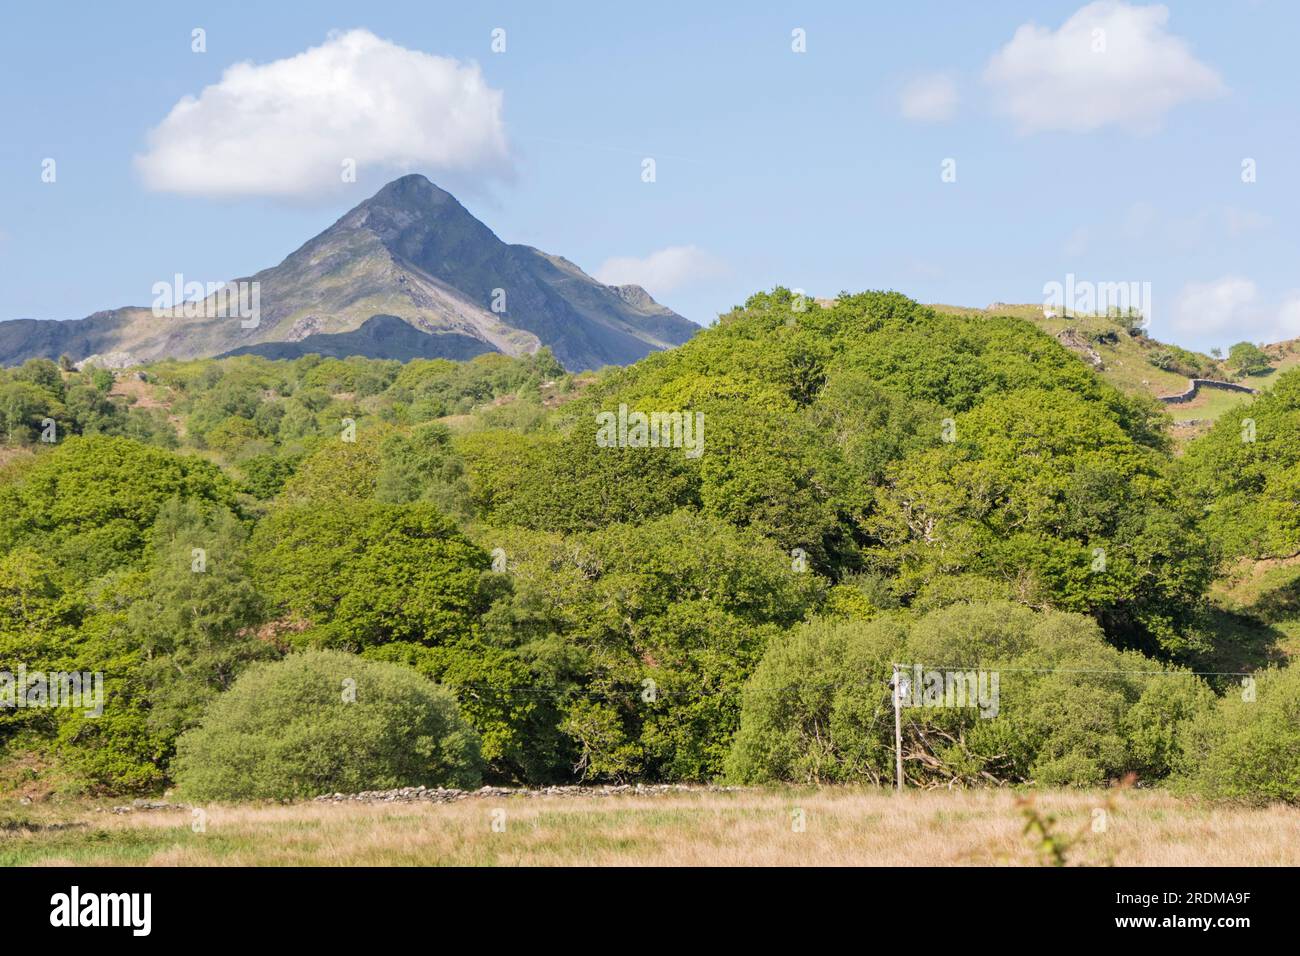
[0,175,699,371]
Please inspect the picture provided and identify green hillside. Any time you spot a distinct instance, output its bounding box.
[932,303,1197,397]
[2,290,1298,805]
[932,303,1300,436]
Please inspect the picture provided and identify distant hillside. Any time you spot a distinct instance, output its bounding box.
[0,175,700,372]
[931,302,1300,435]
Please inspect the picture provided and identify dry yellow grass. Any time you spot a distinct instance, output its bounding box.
[5,787,1300,866]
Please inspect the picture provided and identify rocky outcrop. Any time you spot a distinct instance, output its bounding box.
[1055,329,1104,369]
[76,350,141,371]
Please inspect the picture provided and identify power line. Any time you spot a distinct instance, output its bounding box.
[896,665,1256,677]
[443,661,1256,701]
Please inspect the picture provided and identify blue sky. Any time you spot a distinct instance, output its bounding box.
[1,1,1296,351]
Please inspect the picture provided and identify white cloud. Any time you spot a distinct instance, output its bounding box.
[1170,277,1300,345]
[136,29,510,199]
[1173,276,1257,339]
[983,2,1224,133]
[899,73,959,122]
[595,246,726,297]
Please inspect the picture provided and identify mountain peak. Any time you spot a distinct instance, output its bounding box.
[365,173,454,209]
[0,178,700,371]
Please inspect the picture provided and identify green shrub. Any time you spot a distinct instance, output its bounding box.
[1177,666,1300,805]
[173,650,482,800]
[726,616,905,785]
[1228,341,1271,376]
[728,602,1214,787]
[494,510,822,782]
[239,453,301,499]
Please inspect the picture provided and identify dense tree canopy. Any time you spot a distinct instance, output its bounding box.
[1,291,1296,804]
[1180,369,1300,560]
[0,435,237,579]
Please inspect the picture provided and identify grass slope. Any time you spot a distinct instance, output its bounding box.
[933,304,1299,434]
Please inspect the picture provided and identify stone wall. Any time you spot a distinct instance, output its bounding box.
[1159,379,1259,404]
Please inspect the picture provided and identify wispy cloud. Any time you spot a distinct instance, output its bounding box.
[899,73,959,123]
[1171,277,1300,346]
[595,246,727,297]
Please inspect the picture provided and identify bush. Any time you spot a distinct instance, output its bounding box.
[491,511,822,782]
[726,616,905,785]
[173,650,482,800]
[1228,341,1271,376]
[1177,666,1300,805]
[728,602,1214,787]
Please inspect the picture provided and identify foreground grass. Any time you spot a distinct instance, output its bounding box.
[4,788,1299,866]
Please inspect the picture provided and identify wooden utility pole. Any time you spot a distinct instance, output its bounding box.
[892,664,904,793]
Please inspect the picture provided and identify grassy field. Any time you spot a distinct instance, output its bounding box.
[4,787,1299,867]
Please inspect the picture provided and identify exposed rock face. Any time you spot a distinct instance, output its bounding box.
[286,316,324,341]
[1055,329,1105,369]
[608,284,661,310]
[75,351,141,371]
[0,175,700,371]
